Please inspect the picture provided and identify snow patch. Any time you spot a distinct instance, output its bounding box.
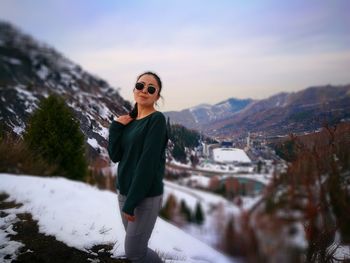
[87,138,99,149]
[36,65,50,80]
[0,173,235,263]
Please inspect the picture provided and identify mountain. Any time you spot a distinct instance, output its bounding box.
[205,85,350,137]
[166,85,350,138]
[0,21,131,161]
[164,98,253,130]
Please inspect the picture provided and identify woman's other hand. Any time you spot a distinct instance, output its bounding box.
[115,115,133,125]
[123,212,136,222]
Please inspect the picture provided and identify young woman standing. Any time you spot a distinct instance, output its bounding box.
[108,71,168,263]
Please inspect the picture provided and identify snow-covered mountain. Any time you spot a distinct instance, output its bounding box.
[166,84,350,138]
[164,98,253,130]
[0,21,131,161]
[0,173,237,263]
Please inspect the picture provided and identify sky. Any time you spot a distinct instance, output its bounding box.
[1,0,349,111]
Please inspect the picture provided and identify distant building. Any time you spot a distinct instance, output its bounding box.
[221,141,233,147]
[213,148,251,164]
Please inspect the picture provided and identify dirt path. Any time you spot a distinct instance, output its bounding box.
[0,192,130,263]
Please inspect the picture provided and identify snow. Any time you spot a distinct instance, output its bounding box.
[98,105,110,120]
[36,65,50,80]
[212,148,251,163]
[0,213,25,262]
[0,56,22,65]
[7,119,25,136]
[333,245,350,262]
[170,159,192,168]
[181,175,211,188]
[0,173,235,263]
[15,85,39,113]
[87,137,99,149]
[13,125,25,135]
[6,107,15,114]
[163,180,240,248]
[97,126,109,139]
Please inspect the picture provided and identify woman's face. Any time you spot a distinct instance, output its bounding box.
[133,74,160,107]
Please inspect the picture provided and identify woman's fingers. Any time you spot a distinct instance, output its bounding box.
[116,115,133,125]
[124,212,136,222]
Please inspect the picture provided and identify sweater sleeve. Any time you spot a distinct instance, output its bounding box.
[122,114,167,215]
[107,120,125,163]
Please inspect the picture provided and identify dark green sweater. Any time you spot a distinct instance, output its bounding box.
[108,111,168,216]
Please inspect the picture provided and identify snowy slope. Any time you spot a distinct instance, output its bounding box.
[0,173,236,263]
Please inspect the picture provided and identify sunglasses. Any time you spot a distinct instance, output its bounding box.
[135,82,157,95]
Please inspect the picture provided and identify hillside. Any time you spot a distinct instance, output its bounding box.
[0,21,130,162]
[0,173,235,263]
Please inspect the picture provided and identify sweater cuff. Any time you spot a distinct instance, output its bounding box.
[122,203,135,216]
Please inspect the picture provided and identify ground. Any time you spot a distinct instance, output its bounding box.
[0,192,131,263]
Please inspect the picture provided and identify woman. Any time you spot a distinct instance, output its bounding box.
[108,71,168,263]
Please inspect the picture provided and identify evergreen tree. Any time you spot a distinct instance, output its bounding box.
[172,142,187,163]
[24,94,87,181]
[166,116,171,137]
[180,199,193,223]
[194,202,205,225]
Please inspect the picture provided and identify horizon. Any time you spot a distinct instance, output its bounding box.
[1,0,349,111]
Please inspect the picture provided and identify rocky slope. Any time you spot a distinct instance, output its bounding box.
[0,21,131,162]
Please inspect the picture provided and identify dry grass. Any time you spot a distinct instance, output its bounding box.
[0,134,58,176]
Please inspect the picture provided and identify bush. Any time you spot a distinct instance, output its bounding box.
[0,134,57,175]
[159,194,177,220]
[23,94,87,181]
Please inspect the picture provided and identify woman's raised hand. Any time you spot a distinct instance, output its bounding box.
[115,114,133,125]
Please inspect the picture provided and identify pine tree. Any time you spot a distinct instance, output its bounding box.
[194,202,205,225]
[24,94,87,181]
[172,142,187,163]
[180,199,193,222]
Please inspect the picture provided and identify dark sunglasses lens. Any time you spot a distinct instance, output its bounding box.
[148,86,156,94]
[135,82,144,90]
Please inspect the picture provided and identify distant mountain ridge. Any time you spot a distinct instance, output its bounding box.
[165,85,350,138]
[164,98,253,130]
[0,21,131,161]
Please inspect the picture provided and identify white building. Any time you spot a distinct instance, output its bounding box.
[212,147,251,164]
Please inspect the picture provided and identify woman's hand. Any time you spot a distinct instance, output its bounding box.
[123,212,136,222]
[115,114,133,125]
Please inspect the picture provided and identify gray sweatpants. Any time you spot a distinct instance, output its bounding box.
[117,191,163,263]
